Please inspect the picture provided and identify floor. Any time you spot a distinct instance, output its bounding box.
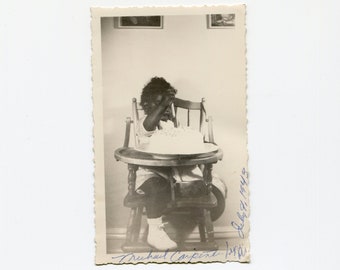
[107,238,236,254]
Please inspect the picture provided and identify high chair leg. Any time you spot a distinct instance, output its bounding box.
[131,206,143,242]
[204,209,214,242]
[198,221,207,242]
[125,208,137,243]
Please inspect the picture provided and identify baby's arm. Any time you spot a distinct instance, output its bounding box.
[143,93,174,131]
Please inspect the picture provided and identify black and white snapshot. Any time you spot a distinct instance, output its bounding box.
[92,5,249,265]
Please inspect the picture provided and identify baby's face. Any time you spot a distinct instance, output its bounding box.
[149,94,173,121]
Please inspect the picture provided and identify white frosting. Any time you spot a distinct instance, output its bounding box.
[147,127,205,154]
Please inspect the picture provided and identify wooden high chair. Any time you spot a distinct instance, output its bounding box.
[115,97,224,252]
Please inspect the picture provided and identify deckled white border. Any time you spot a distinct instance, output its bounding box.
[92,4,248,265]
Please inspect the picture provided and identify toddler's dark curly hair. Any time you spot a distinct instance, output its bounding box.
[140,77,177,114]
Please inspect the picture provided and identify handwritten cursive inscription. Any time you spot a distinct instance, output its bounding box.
[112,249,220,264]
[225,241,248,260]
[231,168,249,238]
[112,241,247,263]
[112,250,169,264]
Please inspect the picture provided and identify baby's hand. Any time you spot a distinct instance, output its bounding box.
[160,92,175,107]
[166,88,177,96]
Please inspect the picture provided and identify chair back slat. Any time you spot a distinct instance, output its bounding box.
[124,117,132,148]
[132,98,139,146]
[199,98,206,132]
[132,98,140,120]
[187,109,190,126]
[207,116,215,144]
[174,98,201,110]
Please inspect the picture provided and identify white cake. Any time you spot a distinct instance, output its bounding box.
[147,127,206,154]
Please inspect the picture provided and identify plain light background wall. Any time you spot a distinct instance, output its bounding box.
[101,14,247,229]
[1,0,340,270]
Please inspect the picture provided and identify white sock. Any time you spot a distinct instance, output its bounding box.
[147,217,177,250]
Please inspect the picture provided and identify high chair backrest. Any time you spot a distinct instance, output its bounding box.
[126,97,215,148]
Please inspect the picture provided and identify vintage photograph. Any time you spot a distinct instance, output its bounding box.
[114,16,163,29]
[92,5,248,264]
[208,14,236,28]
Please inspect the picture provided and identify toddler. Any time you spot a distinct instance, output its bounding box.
[135,77,203,250]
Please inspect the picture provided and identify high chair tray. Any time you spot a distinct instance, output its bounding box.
[135,143,219,158]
